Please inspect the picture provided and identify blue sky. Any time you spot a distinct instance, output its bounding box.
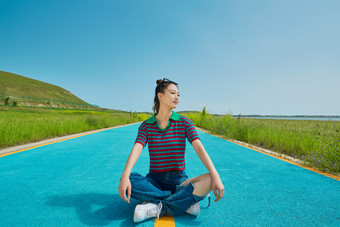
[1,0,339,115]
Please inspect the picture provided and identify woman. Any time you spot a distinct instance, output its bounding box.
[118,78,224,223]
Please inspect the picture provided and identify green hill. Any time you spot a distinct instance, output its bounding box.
[0,70,93,108]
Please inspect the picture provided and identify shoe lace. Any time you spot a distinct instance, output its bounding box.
[147,202,163,220]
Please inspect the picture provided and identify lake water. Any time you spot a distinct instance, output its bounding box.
[239,116,340,121]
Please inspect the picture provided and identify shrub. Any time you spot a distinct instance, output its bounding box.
[85,115,98,127]
[4,97,10,106]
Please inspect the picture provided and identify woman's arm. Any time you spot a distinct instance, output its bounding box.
[118,142,144,203]
[191,139,225,202]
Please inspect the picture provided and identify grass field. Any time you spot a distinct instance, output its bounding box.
[0,70,93,108]
[1,106,339,175]
[0,106,150,149]
[182,110,340,175]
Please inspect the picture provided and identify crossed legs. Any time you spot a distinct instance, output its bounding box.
[180,173,212,197]
[129,172,212,220]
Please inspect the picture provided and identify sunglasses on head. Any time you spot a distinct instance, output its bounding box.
[159,78,178,86]
[155,78,178,94]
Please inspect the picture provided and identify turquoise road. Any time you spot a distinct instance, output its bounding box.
[0,123,339,226]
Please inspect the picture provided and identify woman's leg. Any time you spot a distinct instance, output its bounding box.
[130,172,210,218]
[156,172,209,216]
[163,173,212,216]
[161,181,206,216]
[130,172,174,222]
[129,172,171,202]
[180,173,212,197]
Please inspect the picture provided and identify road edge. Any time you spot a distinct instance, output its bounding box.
[0,122,141,157]
[196,126,340,181]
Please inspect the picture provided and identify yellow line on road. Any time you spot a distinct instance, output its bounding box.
[196,127,340,181]
[0,123,139,158]
[0,131,97,158]
[155,216,175,227]
[0,122,177,226]
[3,122,337,227]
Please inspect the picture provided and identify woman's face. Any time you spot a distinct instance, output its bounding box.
[158,84,180,109]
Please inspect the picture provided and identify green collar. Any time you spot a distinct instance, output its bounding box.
[146,111,181,124]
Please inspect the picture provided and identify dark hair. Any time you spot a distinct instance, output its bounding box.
[152,78,179,114]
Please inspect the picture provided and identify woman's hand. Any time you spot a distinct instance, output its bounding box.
[211,175,224,202]
[117,143,143,204]
[191,139,225,202]
[118,176,131,203]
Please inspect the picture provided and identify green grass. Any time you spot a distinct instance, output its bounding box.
[182,110,340,175]
[2,105,339,175]
[0,106,150,149]
[0,70,93,108]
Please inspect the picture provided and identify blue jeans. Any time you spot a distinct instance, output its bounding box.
[129,170,205,216]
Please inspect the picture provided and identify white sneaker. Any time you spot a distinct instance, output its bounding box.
[186,202,200,216]
[133,202,163,223]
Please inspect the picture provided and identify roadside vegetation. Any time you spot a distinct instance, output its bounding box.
[183,108,340,175]
[1,105,339,175]
[0,106,150,149]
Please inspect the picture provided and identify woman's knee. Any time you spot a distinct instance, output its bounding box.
[200,173,212,187]
[192,173,212,197]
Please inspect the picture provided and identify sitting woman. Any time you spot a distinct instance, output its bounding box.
[118,78,225,223]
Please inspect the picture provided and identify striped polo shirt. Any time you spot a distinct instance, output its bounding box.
[134,111,200,172]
